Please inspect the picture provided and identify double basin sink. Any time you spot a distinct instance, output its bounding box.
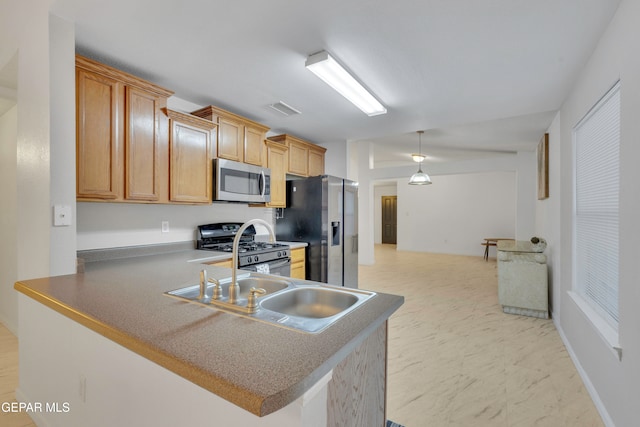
[165,273,376,333]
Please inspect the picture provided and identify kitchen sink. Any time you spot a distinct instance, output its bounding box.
[166,274,291,302]
[164,273,376,334]
[257,285,376,333]
[259,287,359,318]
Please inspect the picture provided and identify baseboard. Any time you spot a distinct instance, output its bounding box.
[0,313,18,337]
[552,316,616,427]
[14,387,50,427]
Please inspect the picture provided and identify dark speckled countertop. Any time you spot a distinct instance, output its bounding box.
[14,247,403,417]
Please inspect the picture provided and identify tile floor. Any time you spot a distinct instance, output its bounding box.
[361,244,604,427]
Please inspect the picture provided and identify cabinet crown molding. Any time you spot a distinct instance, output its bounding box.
[76,54,174,98]
[191,105,270,132]
[163,108,217,130]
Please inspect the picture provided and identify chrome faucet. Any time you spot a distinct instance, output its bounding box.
[229,219,276,304]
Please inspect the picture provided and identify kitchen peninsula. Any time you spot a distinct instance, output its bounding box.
[14,247,403,427]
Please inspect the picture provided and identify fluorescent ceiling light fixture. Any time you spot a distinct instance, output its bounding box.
[305,51,387,116]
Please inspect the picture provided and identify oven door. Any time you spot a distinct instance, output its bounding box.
[214,158,271,203]
[240,257,291,277]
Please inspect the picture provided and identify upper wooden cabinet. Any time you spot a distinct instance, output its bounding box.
[76,55,174,203]
[267,134,326,177]
[190,105,269,166]
[125,86,162,201]
[308,145,326,177]
[165,109,216,204]
[75,68,122,200]
[264,140,288,208]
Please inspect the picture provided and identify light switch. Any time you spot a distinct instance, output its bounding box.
[53,205,72,227]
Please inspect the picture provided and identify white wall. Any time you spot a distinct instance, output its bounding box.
[535,114,561,314]
[318,140,347,178]
[0,0,68,333]
[0,105,18,331]
[356,139,533,263]
[397,172,516,256]
[49,14,77,276]
[77,203,274,250]
[535,0,640,425]
[515,151,537,240]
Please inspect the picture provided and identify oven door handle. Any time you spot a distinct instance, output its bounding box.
[266,257,291,269]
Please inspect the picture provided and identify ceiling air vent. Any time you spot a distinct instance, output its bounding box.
[269,101,301,117]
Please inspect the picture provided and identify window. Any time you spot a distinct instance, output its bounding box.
[573,81,620,334]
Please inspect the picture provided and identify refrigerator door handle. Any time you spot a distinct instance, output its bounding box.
[331,221,341,246]
[353,234,358,253]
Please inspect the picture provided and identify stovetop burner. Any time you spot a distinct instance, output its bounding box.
[208,241,286,253]
[196,222,290,267]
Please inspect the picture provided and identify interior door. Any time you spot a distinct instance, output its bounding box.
[381,196,397,244]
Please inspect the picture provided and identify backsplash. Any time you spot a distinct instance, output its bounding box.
[76,202,273,250]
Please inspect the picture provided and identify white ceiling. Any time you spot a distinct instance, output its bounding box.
[49,0,621,169]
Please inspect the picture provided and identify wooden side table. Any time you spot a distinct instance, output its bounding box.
[481,238,514,260]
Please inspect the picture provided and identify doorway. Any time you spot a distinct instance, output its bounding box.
[381,196,397,244]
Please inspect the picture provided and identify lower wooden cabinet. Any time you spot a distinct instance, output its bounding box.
[290,247,306,280]
[206,259,233,268]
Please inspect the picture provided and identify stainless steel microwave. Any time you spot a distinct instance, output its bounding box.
[213,158,271,203]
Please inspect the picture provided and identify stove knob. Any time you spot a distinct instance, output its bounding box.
[277,251,281,257]
[246,256,252,264]
[254,255,259,263]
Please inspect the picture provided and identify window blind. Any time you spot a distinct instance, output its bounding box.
[574,82,620,329]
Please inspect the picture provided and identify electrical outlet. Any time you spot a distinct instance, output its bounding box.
[161,221,169,233]
[53,205,72,227]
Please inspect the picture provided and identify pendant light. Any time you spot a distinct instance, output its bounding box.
[409,131,432,185]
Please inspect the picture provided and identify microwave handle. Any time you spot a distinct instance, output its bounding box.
[259,170,266,197]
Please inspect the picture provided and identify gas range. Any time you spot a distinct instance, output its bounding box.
[196,223,290,268]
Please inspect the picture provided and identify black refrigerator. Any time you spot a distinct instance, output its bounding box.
[275,175,358,288]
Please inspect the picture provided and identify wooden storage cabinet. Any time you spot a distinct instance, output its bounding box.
[76,55,174,203]
[286,137,309,176]
[217,116,244,162]
[165,109,216,203]
[267,134,326,177]
[308,145,326,177]
[244,124,267,166]
[264,140,288,208]
[290,247,306,280]
[207,259,233,268]
[191,105,269,166]
[76,68,122,200]
[125,86,161,201]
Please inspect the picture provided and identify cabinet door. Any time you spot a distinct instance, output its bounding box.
[76,69,122,199]
[218,118,243,162]
[265,142,287,208]
[169,119,213,203]
[207,259,233,268]
[288,140,309,176]
[308,148,325,177]
[290,248,306,279]
[125,86,160,201]
[244,125,265,166]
